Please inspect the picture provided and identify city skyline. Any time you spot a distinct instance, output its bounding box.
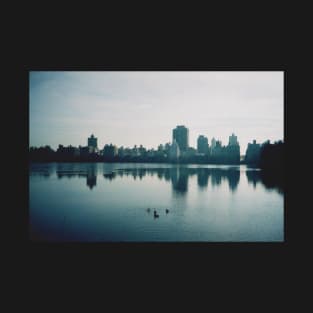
[30,71,284,152]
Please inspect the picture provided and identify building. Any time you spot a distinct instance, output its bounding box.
[228,133,239,146]
[57,145,80,157]
[197,135,209,154]
[172,125,189,152]
[211,140,223,159]
[211,137,216,150]
[186,147,197,158]
[79,146,93,157]
[226,133,240,164]
[88,134,98,150]
[169,140,180,160]
[245,140,261,165]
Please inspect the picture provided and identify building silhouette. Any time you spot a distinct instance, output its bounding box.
[197,135,209,154]
[211,137,216,150]
[88,134,98,150]
[245,139,261,165]
[228,133,239,146]
[227,133,240,164]
[169,140,180,160]
[173,125,189,152]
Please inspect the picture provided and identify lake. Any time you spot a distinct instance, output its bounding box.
[29,162,284,242]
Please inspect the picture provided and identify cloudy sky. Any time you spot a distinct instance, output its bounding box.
[29,71,284,153]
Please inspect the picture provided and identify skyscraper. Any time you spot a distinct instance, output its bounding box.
[172,125,189,152]
[169,140,180,160]
[227,133,240,164]
[88,134,98,149]
[211,137,216,149]
[228,133,239,146]
[197,135,209,154]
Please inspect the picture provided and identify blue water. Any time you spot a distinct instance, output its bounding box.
[29,163,284,242]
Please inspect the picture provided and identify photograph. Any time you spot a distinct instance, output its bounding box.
[29,71,284,242]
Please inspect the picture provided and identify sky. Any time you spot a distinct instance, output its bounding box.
[29,71,284,154]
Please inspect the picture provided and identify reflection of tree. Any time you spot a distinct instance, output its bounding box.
[246,170,260,188]
[246,169,284,193]
[103,172,116,181]
[259,170,284,194]
[30,164,55,178]
[56,163,97,189]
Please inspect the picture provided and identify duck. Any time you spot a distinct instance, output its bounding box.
[165,209,169,214]
[153,210,159,218]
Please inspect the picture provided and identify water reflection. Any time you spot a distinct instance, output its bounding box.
[30,163,284,241]
[30,163,283,194]
[29,163,54,178]
[246,170,284,194]
[105,167,241,194]
[56,163,98,189]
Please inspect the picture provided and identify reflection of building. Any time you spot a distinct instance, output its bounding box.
[99,167,242,194]
[197,168,209,188]
[170,167,188,194]
[173,125,189,152]
[227,170,240,192]
[86,165,97,189]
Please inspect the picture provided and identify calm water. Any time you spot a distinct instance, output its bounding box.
[29,163,284,242]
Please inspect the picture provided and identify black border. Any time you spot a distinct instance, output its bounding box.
[7,5,302,301]
[11,51,295,277]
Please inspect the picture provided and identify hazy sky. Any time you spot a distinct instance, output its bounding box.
[29,71,284,153]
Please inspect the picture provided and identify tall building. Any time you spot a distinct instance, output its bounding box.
[197,135,209,154]
[211,137,216,150]
[227,133,240,164]
[245,140,261,165]
[228,133,239,146]
[88,134,98,149]
[172,125,189,152]
[169,140,180,160]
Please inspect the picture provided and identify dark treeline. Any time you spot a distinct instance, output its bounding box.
[29,146,240,164]
[245,141,284,190]
[245,141,284,171]
[29,141,284,168]
[259,141,284,172]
